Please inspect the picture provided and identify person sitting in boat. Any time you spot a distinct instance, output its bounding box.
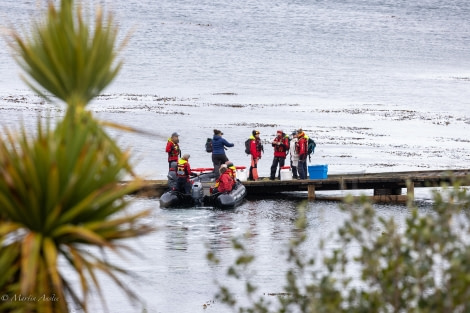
[167,161,177,190]
[211,165,233,194]
[225,161,237,186]
[216,166,233,194]
[176,154,196,194]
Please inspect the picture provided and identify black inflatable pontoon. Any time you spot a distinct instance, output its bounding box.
[204,181,247,209]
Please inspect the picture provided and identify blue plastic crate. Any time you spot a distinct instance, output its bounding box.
[308,165,328,179]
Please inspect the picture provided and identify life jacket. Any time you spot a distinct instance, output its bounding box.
[166,139,180,161]
[249,135,263,158]
[297,132,308,156]
[272,134,289,157]
[227,165,237,185]
[217,171,233,193]
[176,158,191,178]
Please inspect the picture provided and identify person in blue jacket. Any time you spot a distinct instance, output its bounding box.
[212,129,234,178]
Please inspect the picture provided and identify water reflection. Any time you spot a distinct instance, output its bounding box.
[81,197,426,313]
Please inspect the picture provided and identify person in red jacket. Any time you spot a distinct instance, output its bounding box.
[270,130,289,180]
[225,161,237,186]
[248,130,263,181]
[176,154,194,193]
[297,129,309,179]
[165,132,181,169]
[217,166,233,193]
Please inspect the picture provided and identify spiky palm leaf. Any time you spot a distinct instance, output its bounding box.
[0,242,21,313]
[2,0,154,312]
[0,113,153,312]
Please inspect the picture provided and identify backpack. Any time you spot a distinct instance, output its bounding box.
[205,138,213,153]
[307,137,316,161]
[244,138,251,155]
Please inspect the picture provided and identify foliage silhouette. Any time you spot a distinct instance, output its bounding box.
[210,177,470,313]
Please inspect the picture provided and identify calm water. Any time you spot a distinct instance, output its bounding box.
[1,0,470,108]
[1,0,469,312]
[75,197,418,313]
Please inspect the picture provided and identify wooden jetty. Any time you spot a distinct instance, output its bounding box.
[136,169,470,203]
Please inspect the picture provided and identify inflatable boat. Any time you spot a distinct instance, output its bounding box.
[159,190,197,208]
[204,180,247,209]
[159,170,247,209]
[159,174,208,208]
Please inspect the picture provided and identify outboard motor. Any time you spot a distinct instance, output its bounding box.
[167,161,177,190]
[191,181,204,205]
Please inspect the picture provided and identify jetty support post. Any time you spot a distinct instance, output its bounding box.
[373,187,403,203]
[308,184,316,201]
[407,180,415,203]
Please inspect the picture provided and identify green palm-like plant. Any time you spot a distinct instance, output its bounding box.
[0,115,152,312]
[0,242,21,312]
[1,0,153,312]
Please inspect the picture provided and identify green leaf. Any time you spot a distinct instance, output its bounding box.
[20,232,42,294]
[53,225,108,247]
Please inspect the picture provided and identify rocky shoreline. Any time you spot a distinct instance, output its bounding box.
[1,92,470,179]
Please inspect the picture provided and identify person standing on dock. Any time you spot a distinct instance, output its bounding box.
[248,130,263,181]
[212,129,234,178]
[270,130,289,180]
[297,129,309,179]
[165,132,181,169]
[289,131,299,179]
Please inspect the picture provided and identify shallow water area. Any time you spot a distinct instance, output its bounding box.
[68,194,440,313]
[75,197,423,313]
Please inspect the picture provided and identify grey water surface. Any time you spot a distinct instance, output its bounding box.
[1,0,469,312]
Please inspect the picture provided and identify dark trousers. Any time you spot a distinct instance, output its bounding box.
[290,160,299,178]
[270,157,285,179]
[176,177,191,194]
[212,154,228,178]
[298,158,308,179]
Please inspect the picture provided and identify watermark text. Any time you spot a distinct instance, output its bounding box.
[1,294,60,303]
